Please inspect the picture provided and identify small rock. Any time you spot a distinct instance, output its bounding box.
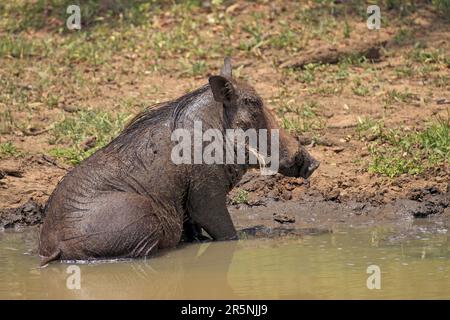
[273,213,296,224]
[332,146,345,153]
[436,98,450,105]
[366,134,378,142]
[246,194,266,207]
[62,105,80,113]
[281,190,292,201]
[316,138,335,147]
[0,167,24,178]
[325,189,340,202]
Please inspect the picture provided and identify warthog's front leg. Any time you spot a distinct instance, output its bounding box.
[187,177,238,241]
[182,218,211,242]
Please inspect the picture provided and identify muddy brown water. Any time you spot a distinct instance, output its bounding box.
[0,221,449,299]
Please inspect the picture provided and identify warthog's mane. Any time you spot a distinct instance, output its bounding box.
[98,84,214,155]
[123,84,210,135]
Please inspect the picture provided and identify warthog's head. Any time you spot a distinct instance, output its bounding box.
[208,58,319,179]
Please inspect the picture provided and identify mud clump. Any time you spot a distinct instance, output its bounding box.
[273,213,296,224]
[324,189,341,202]
[238,225,330,239]
[407,202,445,218]
[404,186,449,218]
[228,171,306,206]
[407,186,450,218]
[0,199,44,229]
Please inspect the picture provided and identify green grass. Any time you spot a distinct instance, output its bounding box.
[179,59,208,77]
[394,64,414,78]
[0,0,154,33]
[48,109,131,164]
[0,35,49,59]
[239,23,266,53]
[308,85,343,96]
[343,15,351,39]
[277,101,325,134]
[408,48,449,66]
[386,0,416,12]
[365,114,450,177]
[356,117,384,140]
[0,141,20,158]
[0,109,15,134]
[352,79,370,97]
[269,27,300,52]
[384,89,417,105]
[294,63,321,84]
[432,0,450,15]
[232,189,249,205]
[393,28,414,45]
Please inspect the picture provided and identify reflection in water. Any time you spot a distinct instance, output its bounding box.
[0,224,448,299]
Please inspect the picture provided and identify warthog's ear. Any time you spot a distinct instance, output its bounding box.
[220,57,232,78]
[209,75,236,107]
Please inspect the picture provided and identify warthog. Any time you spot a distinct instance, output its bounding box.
[39,58,319,265]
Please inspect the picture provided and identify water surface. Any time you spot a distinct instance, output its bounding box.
[0,223,448,299]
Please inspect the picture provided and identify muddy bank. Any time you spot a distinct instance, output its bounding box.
[230,193,450,237]
[0,199,44,229]
[1,172,449,238]
[228,171,449,233]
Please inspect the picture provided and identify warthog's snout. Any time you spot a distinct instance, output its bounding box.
[299,155,320,179]
[279,147,320,179]
[294,147,320,179]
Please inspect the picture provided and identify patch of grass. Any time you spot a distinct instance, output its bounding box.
[232,189,249,205]
[431,74,449,88]
[367,114,450,177]
[334,68,349,81]
[49,109,131,164]
[0,109,15,134]
[0,141,20,158]
[48,147,81,164]
[0,0,154,33]
[179,59,208,77]
[294,64,318,84]
[394,64,414,78]
[0,35,49,59]
[278,101,325,134]
[393,28,413,45]
[352,79,370,97]
[269,27,300,52]
[384,89,417,105]
[339,54,369,67]
[408,48,449,65]
[308,85,343,96]
[432,0,450,15]
[356,117,384,140]
[385,0,417,15]
[302,9,337,42]
[239,23,266,53]
[343,15,351,39]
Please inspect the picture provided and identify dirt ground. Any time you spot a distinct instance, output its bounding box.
[0,1,449,230]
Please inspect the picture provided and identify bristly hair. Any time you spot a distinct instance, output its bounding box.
[122,84,210,134]
[98,84,212,155]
